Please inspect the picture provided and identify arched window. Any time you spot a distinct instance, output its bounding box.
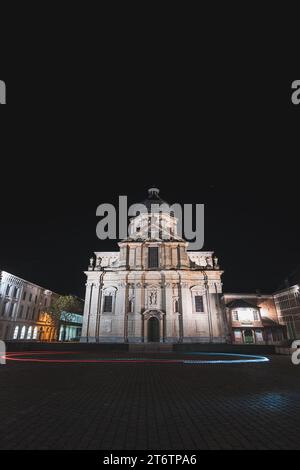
[27,326,32,339]
[20,326,26,339]
[13,326,19,340]
[195,295,204,312]
[33,327,38,340]
[102,287,117,314]
[103,295,113,312]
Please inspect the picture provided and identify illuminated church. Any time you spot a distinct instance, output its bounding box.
[81,188,228,343]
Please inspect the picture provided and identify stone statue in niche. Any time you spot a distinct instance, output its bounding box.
[149,290,157,306]
[89,257,94,270]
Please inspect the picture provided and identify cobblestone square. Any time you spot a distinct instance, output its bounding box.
[0,352,299,450]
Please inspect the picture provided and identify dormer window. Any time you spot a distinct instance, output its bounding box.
[253,310,259,321]
[232,310,239,321]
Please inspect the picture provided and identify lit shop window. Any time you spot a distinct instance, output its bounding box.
[20,326,26,339]
[13,326,19,340]
[33,327,38,340]
[27,326,32,339]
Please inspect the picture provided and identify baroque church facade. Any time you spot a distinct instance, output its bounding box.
[81,188,228,343]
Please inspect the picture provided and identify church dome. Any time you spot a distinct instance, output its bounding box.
[140,187,173,215]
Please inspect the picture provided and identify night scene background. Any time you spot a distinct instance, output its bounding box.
[0,41,298,299]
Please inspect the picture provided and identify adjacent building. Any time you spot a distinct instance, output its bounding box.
[274,284,300,340]
[223,293,286,344]
[59,310,83,341]
[0,270,58,341]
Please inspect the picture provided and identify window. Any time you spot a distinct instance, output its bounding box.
[22,291,26,301]
[13,326,19,340]
[5,285,10,296]
[27,326,32,339]
[33,327,38,340]
[232,310,239,321]
[148,247,159,268]
[253,310,259,321]
[103,296,113,313]
[19,305,24,318]
[29,293,32,302]
[195,295,204,312]
[8,303,14,317]
[20,326,26,339]
[13,287,19,298]
[174,300,179,313]
[128,300,133,313]
[26,306,30,319]
[1,301,8,316]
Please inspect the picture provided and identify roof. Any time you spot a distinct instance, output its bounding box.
[261,317,280,327]
[276,264,300,291]
[226,299,259,309]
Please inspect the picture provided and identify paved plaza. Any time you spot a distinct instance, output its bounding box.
[0,351,299,450]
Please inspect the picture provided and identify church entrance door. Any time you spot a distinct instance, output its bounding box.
[147,317,160,342]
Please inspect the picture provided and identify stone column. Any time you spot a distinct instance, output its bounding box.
[142,246,148,270]
[205,283,213,342]
[129,246,136,269]
[171,246,178,269]
[87,282,101,342]
[179,245,189,269]
[179,281,193,342]
[113,280,128,342]
[119,245,128,268]
[165,244,172,269]
[164,282,174,342]
[81,281,93,342]
[136,245,142,269]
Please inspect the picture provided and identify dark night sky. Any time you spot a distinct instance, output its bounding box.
[0,29,299,298]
